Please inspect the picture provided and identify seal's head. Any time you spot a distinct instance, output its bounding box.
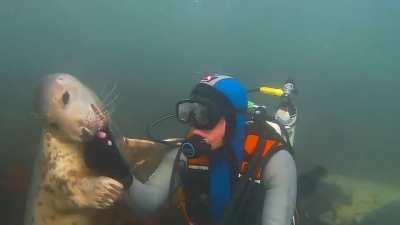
[36,73,107,143]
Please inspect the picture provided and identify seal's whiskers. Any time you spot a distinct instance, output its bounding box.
[103,107,115,118]
[99,82,110,100]
[102,92,119,112]
[101,83,117,106]
[91,104,107,125]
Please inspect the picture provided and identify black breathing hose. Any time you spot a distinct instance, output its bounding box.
[145,113,180,146]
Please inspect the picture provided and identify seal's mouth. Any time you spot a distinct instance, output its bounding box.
[81,127,94,140]
[81,126,105,141]
[80,104,109,140]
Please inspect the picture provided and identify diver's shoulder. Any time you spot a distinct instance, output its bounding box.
[264,150,296,174]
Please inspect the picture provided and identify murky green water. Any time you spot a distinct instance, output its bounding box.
[1,0,399,224]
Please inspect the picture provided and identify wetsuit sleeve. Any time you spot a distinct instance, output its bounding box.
[125,148,181,215]
[261,150,297,225]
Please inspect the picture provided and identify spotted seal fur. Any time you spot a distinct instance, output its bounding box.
[25,73,128,225]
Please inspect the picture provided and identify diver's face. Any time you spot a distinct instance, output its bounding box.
[191,117,226,150]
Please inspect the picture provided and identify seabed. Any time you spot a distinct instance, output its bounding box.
[302,173,400,225]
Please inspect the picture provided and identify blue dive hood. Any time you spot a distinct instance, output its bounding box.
[190,74,248,223]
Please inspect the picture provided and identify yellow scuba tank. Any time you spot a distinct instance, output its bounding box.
[259,86,284,97]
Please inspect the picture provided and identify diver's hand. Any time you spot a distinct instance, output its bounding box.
[73,176,124,209]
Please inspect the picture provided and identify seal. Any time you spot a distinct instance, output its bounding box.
[25,73,128,225]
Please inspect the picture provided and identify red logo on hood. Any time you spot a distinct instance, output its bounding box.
[200,73,218,83]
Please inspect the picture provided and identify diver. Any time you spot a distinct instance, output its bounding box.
[126,74,298,225]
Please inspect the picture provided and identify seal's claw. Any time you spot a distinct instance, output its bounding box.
[78,176,123,209]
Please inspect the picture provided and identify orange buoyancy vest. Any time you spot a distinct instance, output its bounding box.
[186,120,292,182]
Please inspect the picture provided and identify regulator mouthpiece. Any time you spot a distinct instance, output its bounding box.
[180,135,211,159]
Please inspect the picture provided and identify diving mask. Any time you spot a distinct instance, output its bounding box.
[176,96,223,130]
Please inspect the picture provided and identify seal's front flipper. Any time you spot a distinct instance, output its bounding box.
[120,138,173,182]
[72,176,124,209]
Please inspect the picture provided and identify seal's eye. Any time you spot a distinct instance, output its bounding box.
[62,91,70,105]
